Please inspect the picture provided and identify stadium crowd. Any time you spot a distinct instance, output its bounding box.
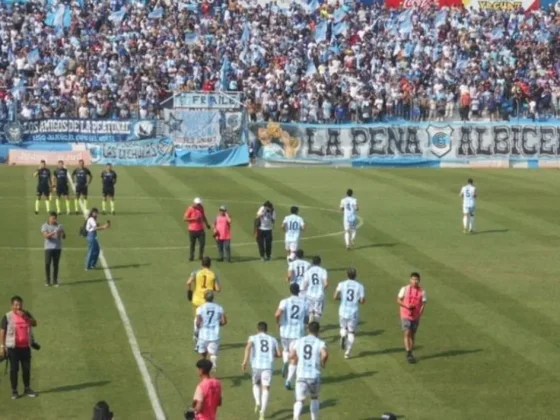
[0,0,560,123]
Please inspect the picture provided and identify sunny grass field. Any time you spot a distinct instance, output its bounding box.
[0,166,559,420]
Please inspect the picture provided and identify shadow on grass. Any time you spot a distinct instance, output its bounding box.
[366,414,406,420]
[61,277,121,287]
[322,371,376,385]
[227,256,262,264]
[40,380,110,394]
[472,229,509,235]
[357,329,385,338]
[220,342,246,351]
[420,349,483,361]
[354,347,423,359]
[352,243,398,250]
[270,398,337,420]
[216,373,250,388]
[108,263,151,270]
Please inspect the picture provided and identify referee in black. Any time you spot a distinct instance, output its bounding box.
[41,212,65,287]
[255,201,275,261]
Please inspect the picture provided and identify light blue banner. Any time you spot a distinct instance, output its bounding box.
[249,121,560,168]
[175,144,249,167]
[86,138,175,166]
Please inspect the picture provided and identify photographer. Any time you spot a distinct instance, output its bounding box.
[255,201,276,261]
[187,359,222,420]
[84,208,111,271]
[184,197,211,262]
[1,296,38,400]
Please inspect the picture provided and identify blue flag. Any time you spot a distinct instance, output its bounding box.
[307,0,319,13]
[491,28,504,40]
[314,20,328,42]
[306,61,317,77]
[184,32,199,45]
[334,7,346,24]
[54,59,67,77]
[109,9,126,24]
[434,10,447,28]
[27,49,40,65]
[241,22,250,45]
[11,79,25,98]
[45,4,71,28]
[220,57,230,91]
[333,21,348,36]
[148,7,164,19]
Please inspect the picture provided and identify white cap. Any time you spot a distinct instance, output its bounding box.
[193,197,202,204]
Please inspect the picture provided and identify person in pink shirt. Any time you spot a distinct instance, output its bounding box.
[213,205,232,263]
[192,359,222,420]
[397,272,427,364]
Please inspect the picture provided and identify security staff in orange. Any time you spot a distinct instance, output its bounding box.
[184,197,211,262]
[186,257,221,349]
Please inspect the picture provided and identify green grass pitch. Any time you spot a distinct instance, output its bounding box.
[0,166,559,420]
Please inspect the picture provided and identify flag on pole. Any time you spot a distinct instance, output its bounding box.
[314,20,328,42]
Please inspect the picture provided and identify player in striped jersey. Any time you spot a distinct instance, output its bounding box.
[282,206,305,263]
[289,321,328,420]
[301,256,329,322]
[287,249,310,294]
[242,322,281,420]
[196,291,227,371]
[340,189,358,249]
[275,283,309,390]
[460,178,477,233]
[334,268,365,359]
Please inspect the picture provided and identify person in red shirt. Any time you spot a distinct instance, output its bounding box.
[1,296,39,399]
[192,359,222,420]
[213,205,232,262]
[184,197,211,262]
[397,273,427,364]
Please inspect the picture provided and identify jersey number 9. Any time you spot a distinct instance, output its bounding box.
[303,344,312,360]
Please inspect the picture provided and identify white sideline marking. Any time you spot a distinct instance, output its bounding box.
[69,178,166,420]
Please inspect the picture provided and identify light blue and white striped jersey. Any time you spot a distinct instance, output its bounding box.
[303,265,328,301]
[340,196,358,223]
[289,259,311,288]
[278,296,308,339]
[249,333,279,370]
[336,279,365,319]
[283,214,305,242]
[196,302,224,341]
[294,335,326,380]
[460,184,476,207]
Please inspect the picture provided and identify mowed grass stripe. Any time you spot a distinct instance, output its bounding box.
[345,170,560,334]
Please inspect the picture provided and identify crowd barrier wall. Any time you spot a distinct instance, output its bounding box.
[249,121,560,168]
[1,140,249,167]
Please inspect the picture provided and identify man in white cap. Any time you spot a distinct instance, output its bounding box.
[184,197,211,261]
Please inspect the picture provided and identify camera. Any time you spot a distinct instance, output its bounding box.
[184,408,195,419]
[31,341,41,351]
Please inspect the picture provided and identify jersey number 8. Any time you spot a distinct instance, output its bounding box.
[260,339,269,353]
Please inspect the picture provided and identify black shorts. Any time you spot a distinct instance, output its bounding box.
[102,186,115,198]
[75,184,88,197]
[56,184,69,197]
[36,185,50,197]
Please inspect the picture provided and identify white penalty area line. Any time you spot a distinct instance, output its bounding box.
[0,216,364,252]
[69,178,167,420]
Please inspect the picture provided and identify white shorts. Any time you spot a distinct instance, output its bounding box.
[307,298,325,317]
[285,240,299,252]
[462,205,475,215]
[295,378,321,401]
[197,339,219,355]
[252,369,273,387]
[343,218,357,231]
[339,314,358,332]
[281,338,297,351]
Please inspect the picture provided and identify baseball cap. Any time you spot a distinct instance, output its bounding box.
[219,205,227,211]
[194,197,202,204]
